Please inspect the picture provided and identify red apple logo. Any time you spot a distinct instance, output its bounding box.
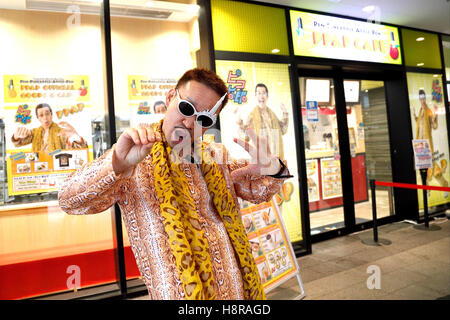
[79,87,88,96]
[389,45,399,60]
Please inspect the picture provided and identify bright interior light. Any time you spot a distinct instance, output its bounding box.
[417,63,424,66]
[362,5,376,12]
[146,1,154,7]
[187,4,200,13]
[271,48,280,54]
[416,37,425,41]
[433,74,439,77]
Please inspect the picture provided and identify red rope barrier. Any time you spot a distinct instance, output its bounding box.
[375,181,450,192]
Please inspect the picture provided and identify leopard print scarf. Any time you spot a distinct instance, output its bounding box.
[150,120,265,300]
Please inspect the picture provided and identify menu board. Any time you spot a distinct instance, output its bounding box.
[3,75,93,196]
[241,199,300,293]
[306,159,320,202]
[320,157,343,199]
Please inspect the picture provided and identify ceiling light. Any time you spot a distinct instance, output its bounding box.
[362,5,376,12]
[271,48,280,54]
[433,74,439,77]
[187,4,200,13]
[417,63,424,66]
[416,37,425,41]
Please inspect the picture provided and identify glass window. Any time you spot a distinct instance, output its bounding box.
[216,60,303,243]
[0,3,118,299]
[406,72,450,213]
[344,80,395,223]
[299,77,345,235]
[109,0,202,288]
[402,29,442,69]
[211,0,289,55]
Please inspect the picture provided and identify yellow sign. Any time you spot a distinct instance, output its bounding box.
[127,76,176,101]
[3,75,94,196]
[4,75,90,103]
[290,10,402,65]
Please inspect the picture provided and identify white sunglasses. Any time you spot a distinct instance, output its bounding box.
[176,89,227,128]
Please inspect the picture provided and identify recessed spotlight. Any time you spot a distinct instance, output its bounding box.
[271,48,280,54]
[416,37,425,42]
[417,63,424,66]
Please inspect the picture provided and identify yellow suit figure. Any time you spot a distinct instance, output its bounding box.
[415,90,447,186]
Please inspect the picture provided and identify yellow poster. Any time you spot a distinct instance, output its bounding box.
[4,75,90,103]
[407,73,450,209]
[3,75,93,196]
[216,60,303,242]
[290,10,402,65]
[127,75,175,101]
[320,158,343,199]
[127,76,176,127]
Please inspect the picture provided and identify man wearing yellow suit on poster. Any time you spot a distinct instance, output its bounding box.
[11,103,87,153]
[236,83,293,205]
[236,83,289,160]
[415,90,448,187]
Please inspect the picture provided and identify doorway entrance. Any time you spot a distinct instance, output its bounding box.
[298,68,396,240]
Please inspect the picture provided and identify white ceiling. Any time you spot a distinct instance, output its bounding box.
[257,0,450,34]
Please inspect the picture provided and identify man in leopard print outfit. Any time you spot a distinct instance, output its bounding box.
[58,68,290,300]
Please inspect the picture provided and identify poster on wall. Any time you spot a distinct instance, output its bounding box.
[306,159,320,202]
[241,199,303,296]
[215,60,303,243]
[320,157,343,199]
[127,76,176,127]
[407,72,450,209]
[3,75,93,196]
[412,139,433,170]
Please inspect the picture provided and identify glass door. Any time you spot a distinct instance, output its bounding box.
[299,77,345,235]
[344,80,395,223]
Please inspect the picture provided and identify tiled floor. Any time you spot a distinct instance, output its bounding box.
[130,217,449,300]
[267,217,450,300]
